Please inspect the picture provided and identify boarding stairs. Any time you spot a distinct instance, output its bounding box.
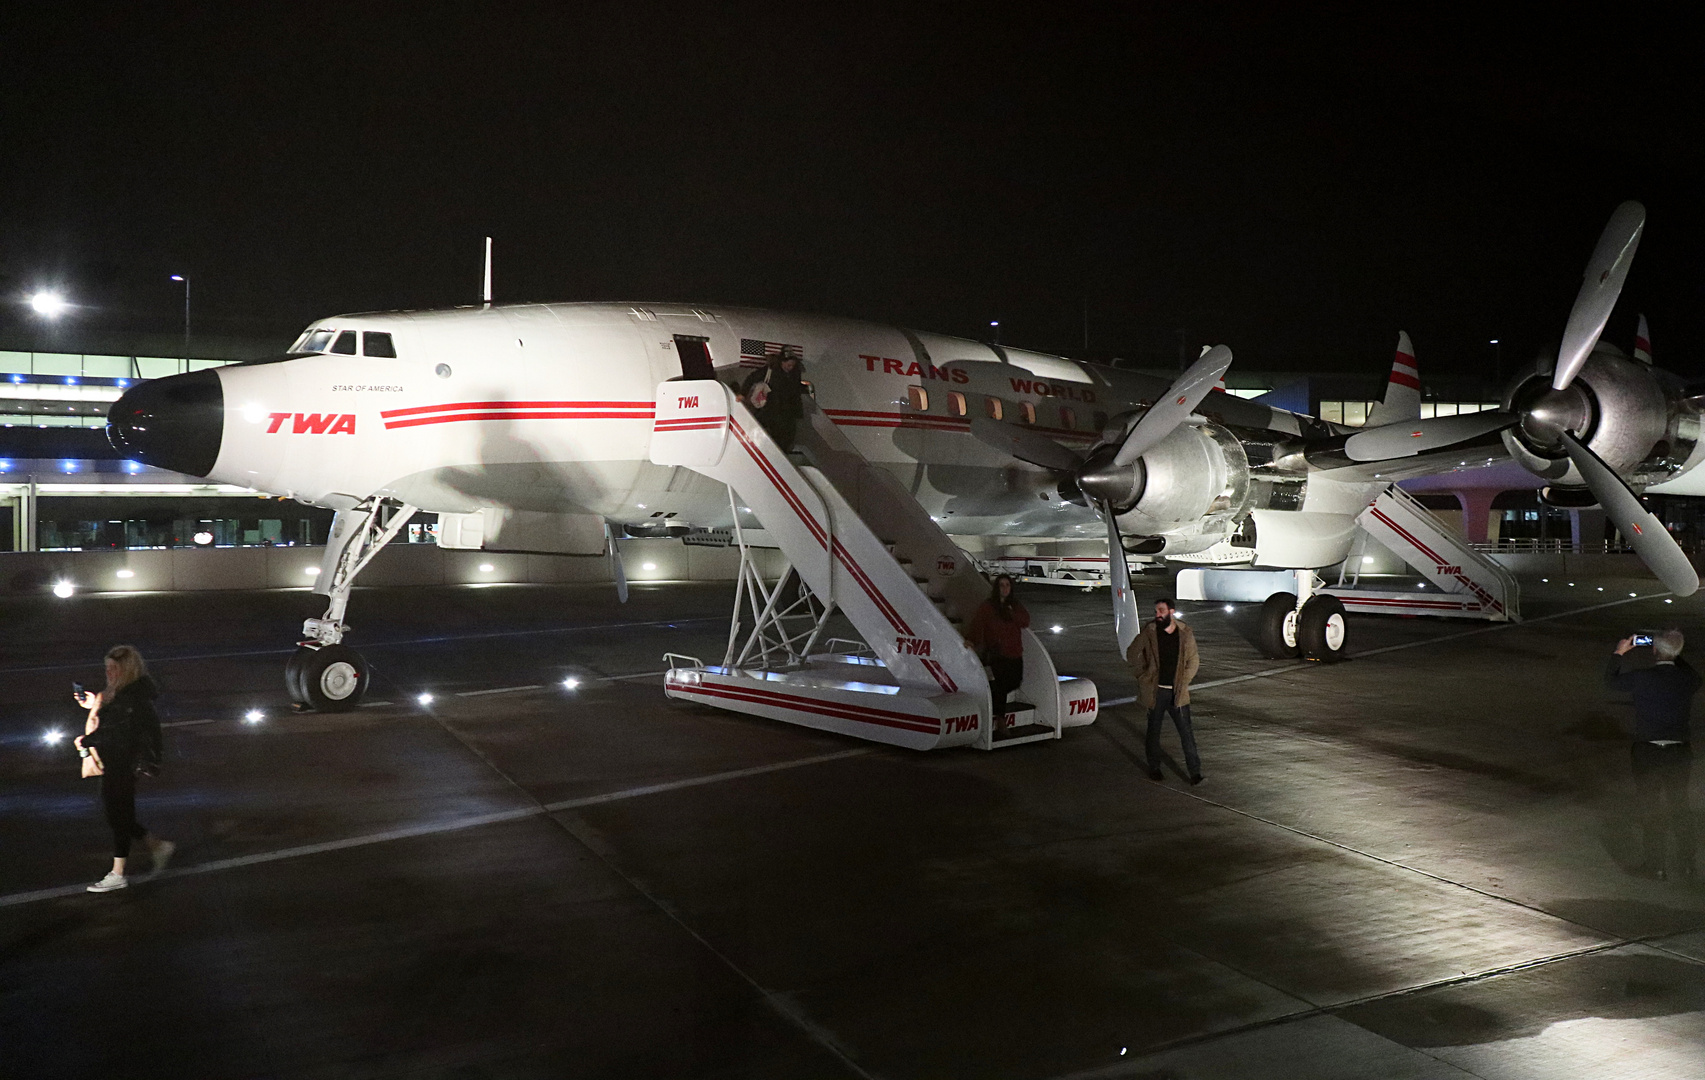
[650,381,1099,750]
[1323,484,1520,621]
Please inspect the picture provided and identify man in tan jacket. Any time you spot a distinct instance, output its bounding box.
[1127,597,1203,784]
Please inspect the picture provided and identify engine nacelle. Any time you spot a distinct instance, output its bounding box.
[1078,422,1251,552]
[1503,346,1697,493]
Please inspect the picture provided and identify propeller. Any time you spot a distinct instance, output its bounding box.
[1553,200,1644,391]
[1342,410,1516,461]
[1104,500,1142,658]
[1559,433,1698,596]
[968,413,1084,472]
[1112,345,1233,467]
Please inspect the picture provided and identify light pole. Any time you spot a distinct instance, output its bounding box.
[171,274,190,348]
[1490,338,1501,389]
[990,320,1001,346]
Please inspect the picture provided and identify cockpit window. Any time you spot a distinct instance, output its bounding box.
[363,331,396,358]
[330,330,358,355]
[301,329,334,353]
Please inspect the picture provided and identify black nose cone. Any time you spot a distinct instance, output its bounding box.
[107,368,224,476]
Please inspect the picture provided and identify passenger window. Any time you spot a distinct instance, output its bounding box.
[947,391,967,417]
[1059,407,1076,429]
[330,331,358,355]
[985,397,1003,421]
[301,329,334,353]
[363,331,397,358]
[907,385,929,412]
[1021,402,1037,424]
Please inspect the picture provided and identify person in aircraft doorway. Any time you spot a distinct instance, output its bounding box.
[1130,598,1203,784]
[967,574,1030,725]
[741,353,806,452]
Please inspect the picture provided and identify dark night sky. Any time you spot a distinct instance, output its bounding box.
[3,4,1702,381]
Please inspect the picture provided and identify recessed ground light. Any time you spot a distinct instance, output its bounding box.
[244,709,264,724]
[479,563,494,572]
[562,677,580,690]
[642,562,657,571]
[1050,624,1063,634]
[42,728,65,745]
[52,581,74,598]
[417,692,434,706]
[303,566,320,576]
[1224,604,1234,613]
[1362,556,1375,564]
[115,569,134,579]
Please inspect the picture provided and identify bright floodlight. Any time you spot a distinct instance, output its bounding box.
[478,563,494,572]
[562,677,580,690]
[29,291,68,317]
[417,692,434,706]
[193,531,213,545]
[303,566,320,576]
[115,569,135,579]
[642,562,657,571]
[52,580,74,598]
[244,709,264,724]
[42,729,65,745]
[170,274,185,282]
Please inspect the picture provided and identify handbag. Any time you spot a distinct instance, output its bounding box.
[81,746,105,778]
[748,374,771,410]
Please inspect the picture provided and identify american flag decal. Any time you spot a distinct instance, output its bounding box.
[739,339,803,368]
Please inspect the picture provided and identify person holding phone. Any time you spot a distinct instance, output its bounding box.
[1606,629,1699,880]
[75,645,173,893]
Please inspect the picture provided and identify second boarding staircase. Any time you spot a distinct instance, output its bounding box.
[1324,484,1520,621]
[650,381,1099,750]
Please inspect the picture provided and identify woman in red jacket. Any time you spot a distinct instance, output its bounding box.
[967,574,1030,720]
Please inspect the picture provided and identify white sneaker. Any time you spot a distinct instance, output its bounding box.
[87,872,127,893]
[149,840,176,873]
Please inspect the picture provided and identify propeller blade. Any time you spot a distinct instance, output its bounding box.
[606,523,629,603]
[1553,200,1645,391]
[968,414,1084,472]
[1103,501,1141,658]
[1342,410,1516,462]
[1113,345,1233,467]
[1560,432,1698,596]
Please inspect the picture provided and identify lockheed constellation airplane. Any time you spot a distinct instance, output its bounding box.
[107,201,1700,715]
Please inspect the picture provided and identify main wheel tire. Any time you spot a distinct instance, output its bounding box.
[1298,594,1349,662]
[285,646,312,705]
[1258,593,1301,659]
[293,644,370,712]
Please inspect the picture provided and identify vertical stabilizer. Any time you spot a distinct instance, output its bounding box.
[1634,314,1653,364]
[1365,331,1421,427]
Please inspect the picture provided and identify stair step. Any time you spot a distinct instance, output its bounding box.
[992,722,1056,746]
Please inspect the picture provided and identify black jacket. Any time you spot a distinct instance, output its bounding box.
[1604,655,1700,742]
[86,676,164,767]
[741,361,805,419]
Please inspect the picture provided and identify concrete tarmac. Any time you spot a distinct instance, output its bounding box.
[2,574,1703,1078]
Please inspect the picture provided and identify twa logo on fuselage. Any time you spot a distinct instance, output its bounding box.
[267,412,356,435]
[1068,697,1097,715]
[894,635,933,656]
[676,396,700,409]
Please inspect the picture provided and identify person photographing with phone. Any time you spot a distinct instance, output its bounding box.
[74,645,173,893]
[1606,629,1699,880]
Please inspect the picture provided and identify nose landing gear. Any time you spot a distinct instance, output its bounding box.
[287,498,416,712]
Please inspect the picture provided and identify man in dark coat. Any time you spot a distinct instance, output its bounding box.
[1606,629,1700,880]
[740,354,806,451]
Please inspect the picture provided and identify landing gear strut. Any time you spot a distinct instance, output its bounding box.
[288,498,416,711]
[1256,570,1348,663]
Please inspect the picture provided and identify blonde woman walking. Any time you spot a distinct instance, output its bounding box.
[74,645,173,893]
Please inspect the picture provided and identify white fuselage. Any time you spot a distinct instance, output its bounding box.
[207,301,1363,555]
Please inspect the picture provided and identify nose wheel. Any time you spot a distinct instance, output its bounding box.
[287,644,371,712]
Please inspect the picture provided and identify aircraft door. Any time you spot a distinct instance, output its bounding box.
[673,334,716,381]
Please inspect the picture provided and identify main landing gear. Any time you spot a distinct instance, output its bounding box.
[1256,570,1347,663]
[287,498,417,711]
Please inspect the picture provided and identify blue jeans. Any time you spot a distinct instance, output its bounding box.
[1147,688,1201,778]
